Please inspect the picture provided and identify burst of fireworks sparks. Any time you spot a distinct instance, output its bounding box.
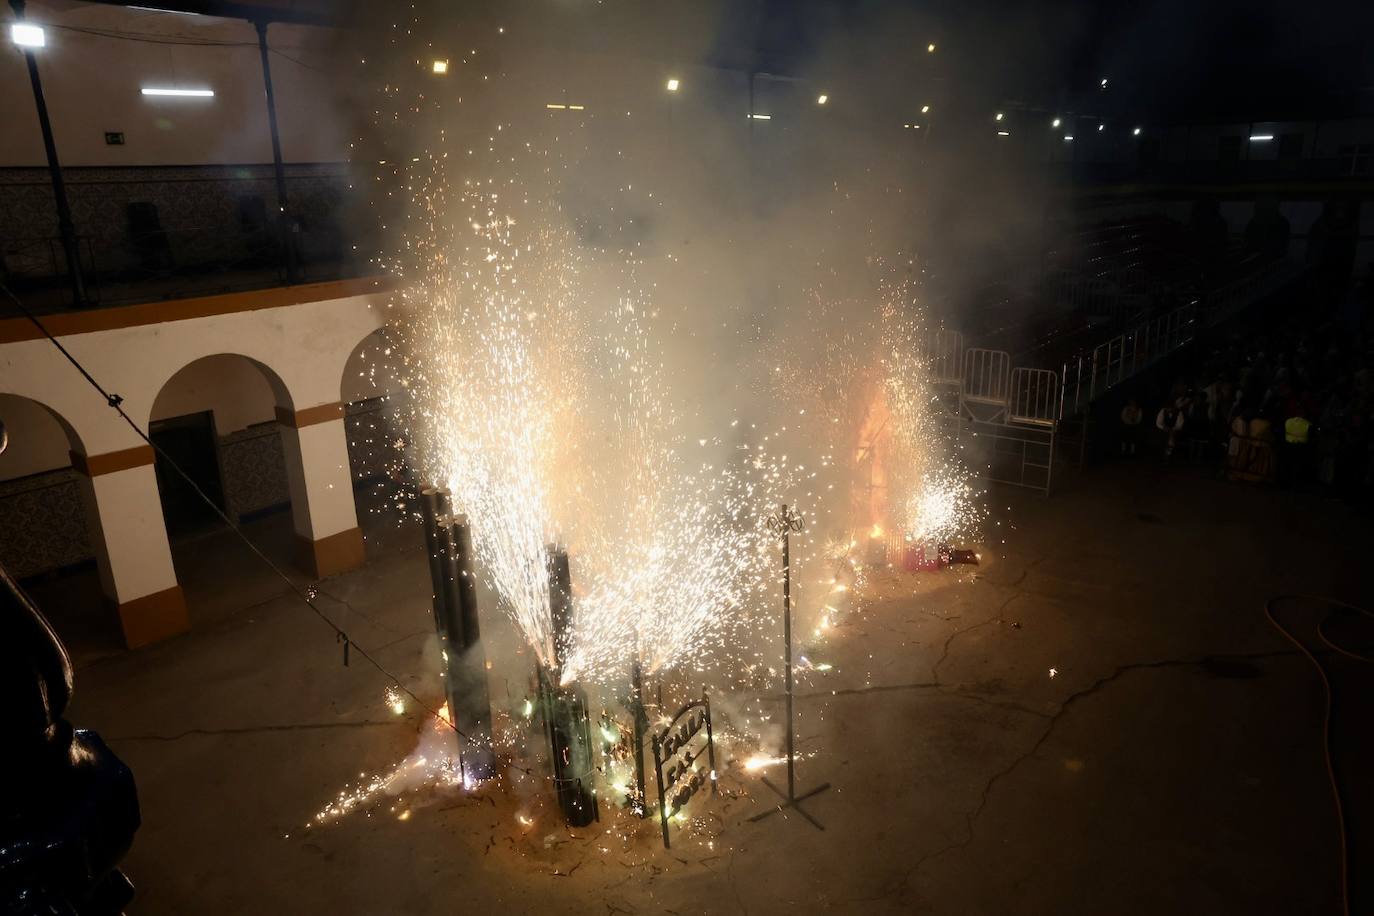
[379,152,804,687]
[742,754,788,772]
[904,464,984,545]
[335,13,996,851]
[311,702,473,825]
[378,184,987,703]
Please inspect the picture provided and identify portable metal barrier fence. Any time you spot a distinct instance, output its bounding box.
[960,348,1011,423]
[921,328,964,388]
[1056,257,1291,421]
[1009,368,1059,426]
[922,329,965,428]
[964,418,1056,494]
[962,367,1059,494]
[934,256,1291,496]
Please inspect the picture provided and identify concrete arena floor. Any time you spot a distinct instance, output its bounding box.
[48,463,1372,915]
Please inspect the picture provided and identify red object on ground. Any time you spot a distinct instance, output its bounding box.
[903,543,979,572]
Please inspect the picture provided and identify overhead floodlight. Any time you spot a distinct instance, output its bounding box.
[1052,117,1061,128]
[1100,78,1108,88]
[817,94,828,105]
[666,77,680,92]
[10,22,45,48]
[1250,134,1274,141]
[1132,126,1142,136]
[432,59,448,74]
[995,112,1004,121]
[1097,123,1105,131]
[141,87,215,97]
[921,104,930,114]
[927,42,936,52]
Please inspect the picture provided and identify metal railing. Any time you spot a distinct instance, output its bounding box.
[1009,368,1060,427]
[1056,256,1291,419]
[1,223,365,310]
[962,348,1011,405]
[922,247,1296,496]
[920,328,964,385]
[0,167,363,309]
[1058,302,1199,418]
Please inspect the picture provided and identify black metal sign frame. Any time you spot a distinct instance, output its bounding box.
[650,692,717,849]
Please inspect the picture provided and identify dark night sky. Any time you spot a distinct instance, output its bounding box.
[154,0,1374,122]
[714,0,1374,120]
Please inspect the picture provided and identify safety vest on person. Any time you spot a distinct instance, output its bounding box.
[1284,416,1311,444]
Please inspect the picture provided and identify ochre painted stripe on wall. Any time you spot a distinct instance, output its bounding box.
[0,277,392,343]
[295,527,366,579]
[275,402,346,428]
[69,445,156,477]
[114,584,190,649]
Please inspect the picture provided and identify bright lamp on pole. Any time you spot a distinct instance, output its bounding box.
[11,23,46,48]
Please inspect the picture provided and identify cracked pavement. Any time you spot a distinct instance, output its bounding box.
[38,462,1371,914]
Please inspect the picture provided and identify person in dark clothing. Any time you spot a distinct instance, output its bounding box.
[1119,399,1144,456]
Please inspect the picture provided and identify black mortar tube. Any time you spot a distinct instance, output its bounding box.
[541,545,599,827]
[420,487,495,780]
[447,514,495,779]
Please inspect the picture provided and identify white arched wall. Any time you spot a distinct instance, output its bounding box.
[338,326,410,485]
[0,395,94,584]
[0,393,79,479]
[341,326,405,404]
[0,279,387,647]
[150,354,282,433]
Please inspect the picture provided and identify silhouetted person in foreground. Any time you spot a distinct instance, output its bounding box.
[1,420,140,913]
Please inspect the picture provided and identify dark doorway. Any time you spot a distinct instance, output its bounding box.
[237,194,275,266]
[149,411,224,538]
[126,201,173,272]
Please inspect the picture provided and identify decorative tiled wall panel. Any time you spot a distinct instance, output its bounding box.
[0,470,93,577]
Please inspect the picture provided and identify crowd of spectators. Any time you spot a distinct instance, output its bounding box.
[1117,271,1374,506]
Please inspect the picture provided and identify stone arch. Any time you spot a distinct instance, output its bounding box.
[149,351,296,430]
[148,353,296,533]
[0,392,86,478]
[339,326,407,494]
[341,325,403,405]
[0,392,122,649]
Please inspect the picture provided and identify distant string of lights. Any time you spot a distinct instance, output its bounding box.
[14,17,1133,141]
[13,18,1257,147]
[427,54,1151,138]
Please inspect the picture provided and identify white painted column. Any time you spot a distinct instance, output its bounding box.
[73,445,188,648]
[276,403,365,578]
